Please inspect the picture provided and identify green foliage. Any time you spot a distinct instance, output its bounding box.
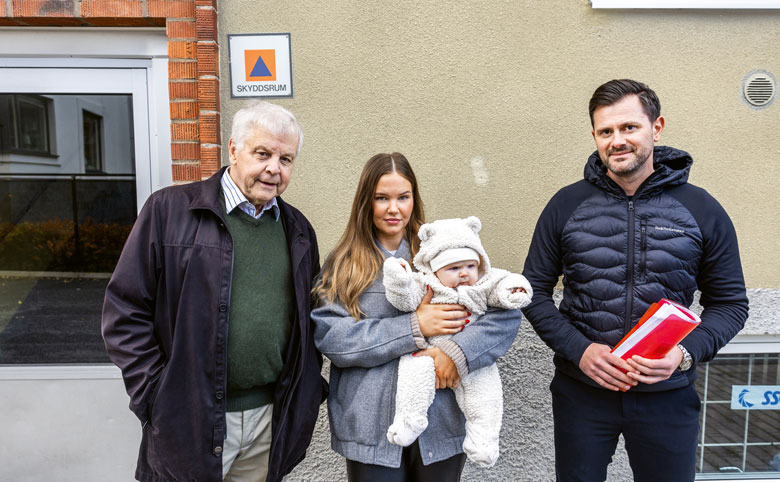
[0,218,132,272]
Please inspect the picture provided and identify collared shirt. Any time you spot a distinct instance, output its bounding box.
[221,167,280,221]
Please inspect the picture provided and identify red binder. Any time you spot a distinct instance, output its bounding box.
[611,299,700,360]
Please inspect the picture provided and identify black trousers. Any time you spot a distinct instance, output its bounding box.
[345,440,466,482]
[551,370,700,482]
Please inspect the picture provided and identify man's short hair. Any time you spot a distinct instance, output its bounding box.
[588,79,661,127]
[230,100,303,157]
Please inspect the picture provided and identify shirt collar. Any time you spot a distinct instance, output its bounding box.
[220,167,280,221]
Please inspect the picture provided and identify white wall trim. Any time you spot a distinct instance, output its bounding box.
[0,364,122,380]
[718,335,780,354]
[592,0,780,8]
[0,27,168,58]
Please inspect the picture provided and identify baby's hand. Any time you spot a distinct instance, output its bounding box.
[384,257,413,277]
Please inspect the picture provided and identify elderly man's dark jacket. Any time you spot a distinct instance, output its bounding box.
[102,167,327,482]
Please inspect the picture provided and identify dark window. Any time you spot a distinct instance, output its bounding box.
[82,110,103,173]
[0,94,54,155]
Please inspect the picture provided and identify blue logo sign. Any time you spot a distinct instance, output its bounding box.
[738,389,753,408]
[731,386,780,410]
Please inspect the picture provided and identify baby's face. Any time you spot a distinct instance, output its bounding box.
[435,260,479,288]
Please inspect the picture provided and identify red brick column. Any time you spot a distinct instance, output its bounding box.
[196,0,220,178]
[1,0,221,184]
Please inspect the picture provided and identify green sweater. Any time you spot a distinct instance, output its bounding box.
[221,197,294,412]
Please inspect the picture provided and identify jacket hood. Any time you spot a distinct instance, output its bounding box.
[584,146,693,197]
[412,217,490,277]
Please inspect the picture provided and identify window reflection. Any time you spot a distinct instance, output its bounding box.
[0,94,53,155]
[0,94,136,364]
[83,110,103,173]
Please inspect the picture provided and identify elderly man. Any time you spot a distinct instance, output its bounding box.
[522,79,748,482]
[102,101,325,482]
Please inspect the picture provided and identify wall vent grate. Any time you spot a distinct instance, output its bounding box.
[743,71,776,108]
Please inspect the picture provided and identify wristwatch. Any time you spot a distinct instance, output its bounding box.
[677,344,693,371]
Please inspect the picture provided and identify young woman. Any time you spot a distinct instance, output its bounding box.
[312,152,520,481]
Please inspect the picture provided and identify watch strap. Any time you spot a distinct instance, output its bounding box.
[677,344,693,371]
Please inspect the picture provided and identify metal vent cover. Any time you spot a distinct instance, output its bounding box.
[742,71,776,108]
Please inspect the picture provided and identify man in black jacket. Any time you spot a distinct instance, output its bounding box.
[102,100,326,482]
[522,79,748,482]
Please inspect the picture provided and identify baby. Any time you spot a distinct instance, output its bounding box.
[382,216,532,468]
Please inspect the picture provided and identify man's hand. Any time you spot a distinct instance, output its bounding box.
[415,286,468,337]
[579,343,637,391]
[416,346,460,389]
[625,346,684,385]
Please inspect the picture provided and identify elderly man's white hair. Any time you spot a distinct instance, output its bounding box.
[230,100,303,157]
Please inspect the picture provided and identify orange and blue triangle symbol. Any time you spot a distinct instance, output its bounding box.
[244,50,277,81]
[250,57,271,77]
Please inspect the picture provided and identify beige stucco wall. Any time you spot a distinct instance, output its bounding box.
[219,2,780,480]
[220,0,780,288]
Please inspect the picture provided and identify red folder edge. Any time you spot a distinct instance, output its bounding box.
[611,299,700,362]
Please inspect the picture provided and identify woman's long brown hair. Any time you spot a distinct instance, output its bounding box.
[314,152,425,319]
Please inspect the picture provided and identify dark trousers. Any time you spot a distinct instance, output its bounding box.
[551,371,700,482]
[345,440,466,482]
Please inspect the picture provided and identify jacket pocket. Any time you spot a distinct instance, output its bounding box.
[144,368,165,429]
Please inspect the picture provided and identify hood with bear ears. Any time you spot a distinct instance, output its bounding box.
[412,216,491,277]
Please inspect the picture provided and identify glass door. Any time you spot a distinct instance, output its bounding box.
[0,67,151,365]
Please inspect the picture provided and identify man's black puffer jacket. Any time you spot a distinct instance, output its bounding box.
[522,146,748,392]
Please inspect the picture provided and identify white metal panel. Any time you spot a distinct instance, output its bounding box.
[149,57,174,190]
[0,27,167,58]
[0,364,122,380]
[131,67,153,206]
[0,67,138,93]
[0,375,140,482]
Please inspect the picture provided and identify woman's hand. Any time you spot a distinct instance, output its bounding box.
[416,347,460,389]
[415,286,469,337]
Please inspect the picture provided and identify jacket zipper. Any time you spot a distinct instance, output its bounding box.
[624,199,635,337]
[640,219,647,282]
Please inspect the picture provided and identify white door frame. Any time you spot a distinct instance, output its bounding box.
[0,29,170,374]
[0,28,170,482]
[0,66,153,207]
[0,27,173,196]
